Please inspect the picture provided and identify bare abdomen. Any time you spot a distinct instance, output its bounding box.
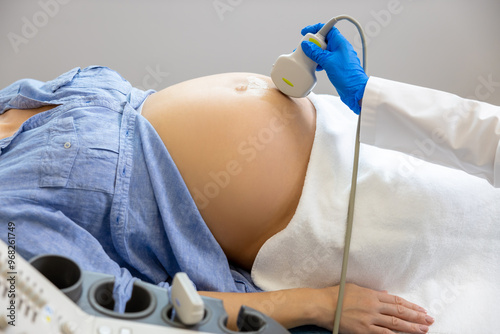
[141,72,316,270]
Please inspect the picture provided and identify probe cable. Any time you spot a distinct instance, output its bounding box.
[323,15,367,334]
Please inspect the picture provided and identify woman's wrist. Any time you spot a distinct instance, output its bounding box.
[306,286,339,329]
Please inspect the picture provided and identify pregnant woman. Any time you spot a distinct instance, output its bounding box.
[1,25,499,333]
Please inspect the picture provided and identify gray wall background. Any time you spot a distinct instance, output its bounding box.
[1,0,499,105]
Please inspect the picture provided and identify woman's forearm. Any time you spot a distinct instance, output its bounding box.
[199,287,326,330]
[200,284,434,334]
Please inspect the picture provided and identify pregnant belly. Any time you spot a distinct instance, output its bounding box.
[141,72,316,270]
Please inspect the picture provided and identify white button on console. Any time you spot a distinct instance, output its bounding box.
[120,328,132,334]
[98,326,112,334]
[61,321,78,334]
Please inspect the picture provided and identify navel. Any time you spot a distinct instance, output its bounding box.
[234,76,270,96]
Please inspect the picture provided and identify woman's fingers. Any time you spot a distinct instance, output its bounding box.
[375,292,434,333]
[375,315,429,334]
[378,292,429,314]
[335,284,435,334]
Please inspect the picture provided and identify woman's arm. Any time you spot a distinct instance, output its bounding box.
[199,288,318,330]
[200,283,433,333]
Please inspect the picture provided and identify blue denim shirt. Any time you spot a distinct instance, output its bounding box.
[0,66,260,310]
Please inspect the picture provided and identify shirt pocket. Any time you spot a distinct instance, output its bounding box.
[39,117,119,194]
[39,117,79,188]
[68,140,119,194]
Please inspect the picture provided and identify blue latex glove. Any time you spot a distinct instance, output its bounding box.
[301,23,368,114]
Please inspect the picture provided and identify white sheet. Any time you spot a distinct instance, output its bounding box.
[251,93,500,334]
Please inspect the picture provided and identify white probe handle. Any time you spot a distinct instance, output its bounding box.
[171,272,205,325]
[271,33,327,98]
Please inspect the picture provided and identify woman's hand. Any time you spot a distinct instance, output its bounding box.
[200,283,433,333]
[314,283,434,333]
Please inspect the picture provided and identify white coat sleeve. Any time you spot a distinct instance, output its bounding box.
[360,76,500,187]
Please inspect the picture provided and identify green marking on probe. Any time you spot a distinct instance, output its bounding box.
[282,78,294,87]
[308,37,322,47]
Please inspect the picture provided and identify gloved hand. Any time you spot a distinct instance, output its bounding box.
[300,23,368,114]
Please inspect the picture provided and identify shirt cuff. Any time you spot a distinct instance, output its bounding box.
[359,77,381,146]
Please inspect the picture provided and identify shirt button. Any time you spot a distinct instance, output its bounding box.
[64,142,71,149]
